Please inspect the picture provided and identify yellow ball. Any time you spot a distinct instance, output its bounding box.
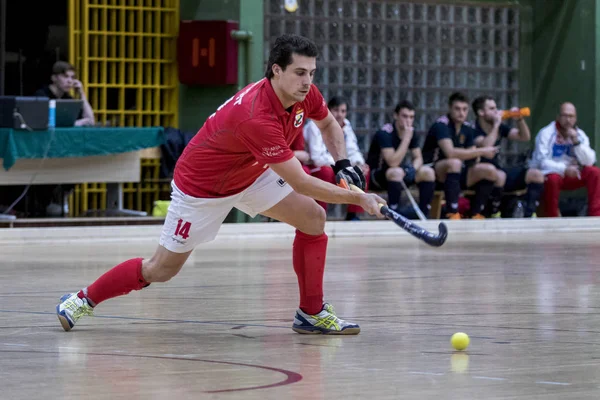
[451,332,470,351]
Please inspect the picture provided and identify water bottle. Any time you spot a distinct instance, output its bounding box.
[513,200,524,218]
[501,107,530,120]
[48,99,56,129]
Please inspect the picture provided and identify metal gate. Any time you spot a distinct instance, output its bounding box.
[68,0,179,128]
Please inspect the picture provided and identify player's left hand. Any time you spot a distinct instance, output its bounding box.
[509,107,521,120]
[333,159,366,190]
[565,165,580,179]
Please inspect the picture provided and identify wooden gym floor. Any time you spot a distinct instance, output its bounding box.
[1,229,600,399]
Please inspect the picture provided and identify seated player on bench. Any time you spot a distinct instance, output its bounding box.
[366,100,436,217]
[471,95,544,218]
[421,92,499,219]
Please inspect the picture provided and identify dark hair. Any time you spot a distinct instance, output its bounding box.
[52,61,75,75]
[448,92,469,107]
[265,34,319,79]
[327,96,347,110]
[472,95,494,115]
[394,100,415,114]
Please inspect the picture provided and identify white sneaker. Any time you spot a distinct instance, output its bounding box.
[292,303,360,335]
[56,293,94,331]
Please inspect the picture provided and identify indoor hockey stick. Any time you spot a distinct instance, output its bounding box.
[339,180,448,247]
[399,179,427,221]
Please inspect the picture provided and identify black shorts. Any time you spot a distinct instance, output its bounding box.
[370,166,416,191]
[503,166,528,192]
[478,159,528,192]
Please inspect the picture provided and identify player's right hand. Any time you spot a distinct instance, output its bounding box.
[480,146,499,159]
[359,193,386,218]
[72,79,83,91]
[566,127,579,141]
[403,120,414,136]
[493,110,503,126]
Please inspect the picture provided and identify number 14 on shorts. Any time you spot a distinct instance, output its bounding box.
[174,219,191,239]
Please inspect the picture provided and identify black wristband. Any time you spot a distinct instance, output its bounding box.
[333,159,351,173]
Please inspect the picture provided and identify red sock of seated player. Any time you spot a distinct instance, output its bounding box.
[293,230,328,315]
[78,258,149,307]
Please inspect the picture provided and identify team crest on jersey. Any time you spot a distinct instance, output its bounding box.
[381,123,394,133]
[294,109,305,128]
[459,134,466,144]
[436,115,450,124]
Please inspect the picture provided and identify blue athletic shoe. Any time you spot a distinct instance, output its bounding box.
[292,303,360,335]
[56,293,94,331]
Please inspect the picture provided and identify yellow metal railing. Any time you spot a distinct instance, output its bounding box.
[70,0,179,128]
[67,0,179,216]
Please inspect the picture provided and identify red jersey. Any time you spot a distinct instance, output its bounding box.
[290,127,306,151]
[174,78,329,198]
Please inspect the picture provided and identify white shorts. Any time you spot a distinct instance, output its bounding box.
[159,168,293,253]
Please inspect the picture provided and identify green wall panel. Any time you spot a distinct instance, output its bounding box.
[178,0,263,133]
[519,0,597,149]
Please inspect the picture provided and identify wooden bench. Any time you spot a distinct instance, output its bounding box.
[367,185,526,219]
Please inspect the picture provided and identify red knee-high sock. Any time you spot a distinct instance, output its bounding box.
[293,230,328,315]
[79,258,149,306]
